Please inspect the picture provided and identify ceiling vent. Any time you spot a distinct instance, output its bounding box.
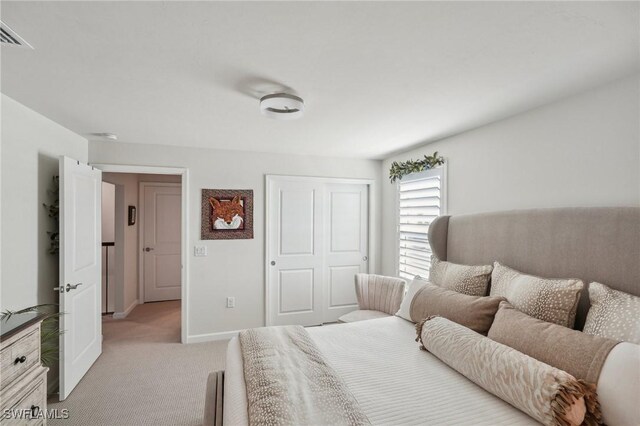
[0,21,33,49]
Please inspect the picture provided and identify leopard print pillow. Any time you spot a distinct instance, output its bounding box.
[429,256,492,296]
[583,282,640,344]
[490,262,583,328]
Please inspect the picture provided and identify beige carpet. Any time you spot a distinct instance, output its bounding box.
[49,301,228,426]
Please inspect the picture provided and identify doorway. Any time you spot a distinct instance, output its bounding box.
[266,175,374,327]
[95,165,189,344]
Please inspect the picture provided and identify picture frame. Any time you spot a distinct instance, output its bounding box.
[128,205,136,226]
[201,189,253,240]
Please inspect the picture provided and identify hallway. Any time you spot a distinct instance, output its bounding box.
[49,302,228,426]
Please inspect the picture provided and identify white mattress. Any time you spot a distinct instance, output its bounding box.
[223,316,537,425]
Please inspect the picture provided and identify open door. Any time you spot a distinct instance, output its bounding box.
[58,156,102,400]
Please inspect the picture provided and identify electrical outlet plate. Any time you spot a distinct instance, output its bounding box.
[194,246,207,257]
[226,297,235,308]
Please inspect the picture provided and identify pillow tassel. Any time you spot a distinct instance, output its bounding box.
[415,316,438,350]
[551,379,602,426]
[579,380,602,426]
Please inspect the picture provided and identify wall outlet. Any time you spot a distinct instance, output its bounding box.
[194,246,207,257]
[226,297,235,308]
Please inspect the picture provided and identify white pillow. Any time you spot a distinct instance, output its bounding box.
[597,342,640,425]
[395,278,428,321]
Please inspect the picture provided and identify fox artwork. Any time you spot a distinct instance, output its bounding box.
[210,196,244,230]
[201,189,254,240]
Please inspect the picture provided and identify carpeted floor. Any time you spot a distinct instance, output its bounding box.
[49,301,228,426]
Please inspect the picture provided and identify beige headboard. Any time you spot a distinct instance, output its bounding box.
[428,207,640,330]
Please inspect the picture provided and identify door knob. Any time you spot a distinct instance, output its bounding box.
[144,247,154,252]
[66,283,83,292]
[362,256,368,261]
[270,261,276,266]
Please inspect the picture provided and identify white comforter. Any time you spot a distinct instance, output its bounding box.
[223,316,537,425]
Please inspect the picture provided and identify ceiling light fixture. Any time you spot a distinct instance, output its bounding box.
[260,93,304,120]
[90,132,118,141]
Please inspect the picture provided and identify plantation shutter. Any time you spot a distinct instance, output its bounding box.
[397,168,445,281]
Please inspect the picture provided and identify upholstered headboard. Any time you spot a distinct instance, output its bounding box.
[428,207,640,330]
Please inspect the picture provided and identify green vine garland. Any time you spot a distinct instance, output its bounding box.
[389,152,444,183]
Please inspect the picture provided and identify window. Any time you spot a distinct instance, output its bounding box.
[397,167,445,280]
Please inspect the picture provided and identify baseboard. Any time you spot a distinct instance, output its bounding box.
[112,299,139,319]
[186,329,242,344]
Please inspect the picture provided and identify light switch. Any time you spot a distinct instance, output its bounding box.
[194,246,207,257]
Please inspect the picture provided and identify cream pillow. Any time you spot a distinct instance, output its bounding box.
[395,278,427,321]
[489,262,583,328]
[429,256,492,296]
[583,282,640,344]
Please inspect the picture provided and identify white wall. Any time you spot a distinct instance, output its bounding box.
[381,75,640,276]
[89,142,382,339]
[101,182,115,243]
[102,173,140,315]
[1,94,88,311]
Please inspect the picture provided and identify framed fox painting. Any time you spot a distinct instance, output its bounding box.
[201,189,253,240]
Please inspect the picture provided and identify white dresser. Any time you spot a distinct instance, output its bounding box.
[0,313,49,425]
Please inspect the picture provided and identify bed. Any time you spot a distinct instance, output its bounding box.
[224,316,539,425]
[212,207,640,426]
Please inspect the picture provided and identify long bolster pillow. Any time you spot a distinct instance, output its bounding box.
[417,316,600,426]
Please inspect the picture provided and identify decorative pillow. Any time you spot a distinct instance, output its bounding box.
[395,278,427,321]
[409,282,504,333]
[583,282,640,344]
[418,316,598,426]
[429,256,492,296]
[488,302,618,384]
[489,262,583,328]
[597,342,640,426]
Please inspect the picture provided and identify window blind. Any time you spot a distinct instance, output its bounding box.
[397,169,443,281]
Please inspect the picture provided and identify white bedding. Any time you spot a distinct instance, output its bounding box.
[223,316,537,425]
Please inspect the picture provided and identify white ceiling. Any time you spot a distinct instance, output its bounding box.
[1,1,638,159]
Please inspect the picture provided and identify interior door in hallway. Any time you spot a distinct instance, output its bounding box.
[142,183,182,302]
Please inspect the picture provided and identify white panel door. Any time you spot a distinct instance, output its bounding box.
[323,184,369,322]
[142,184,182,302]
[59,156,102,401]
[268,179,324,326]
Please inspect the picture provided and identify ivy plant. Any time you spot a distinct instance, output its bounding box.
[43,176,59,254]
[389,152,444,183]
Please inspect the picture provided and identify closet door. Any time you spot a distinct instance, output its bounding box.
[323,184,369,322]
[267,179,324,326]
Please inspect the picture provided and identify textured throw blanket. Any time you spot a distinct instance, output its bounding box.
[239,326,370,426]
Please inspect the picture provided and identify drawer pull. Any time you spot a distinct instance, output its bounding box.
[31,405,40,416]
[14,355,27,364]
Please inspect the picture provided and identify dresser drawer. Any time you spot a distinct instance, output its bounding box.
[0,371,47,425]
[0,329,40,391]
